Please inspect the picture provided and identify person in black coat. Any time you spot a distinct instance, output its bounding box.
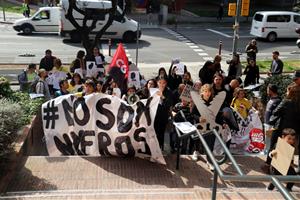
[154,77,173,150]
[198,61,216,85]
[243,59,260,86]
[263,83,300,170]
[39,49,56,71]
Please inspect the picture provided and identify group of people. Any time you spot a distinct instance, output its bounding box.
[17,45,300,191]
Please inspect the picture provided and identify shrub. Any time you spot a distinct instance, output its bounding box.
[10,92,45,125]
[0,76,13,99]
[259,75,293,105]
[0,99,24,157]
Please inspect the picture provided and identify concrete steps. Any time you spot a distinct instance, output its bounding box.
[1,156,300,199]
[2,188,293,200]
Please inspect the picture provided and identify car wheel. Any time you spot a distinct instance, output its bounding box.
[267,32,277,42]
[22,25,33,35]
[123,31,135,43]
[70,31,81,43]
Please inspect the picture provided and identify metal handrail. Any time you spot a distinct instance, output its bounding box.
[197,128,300,200]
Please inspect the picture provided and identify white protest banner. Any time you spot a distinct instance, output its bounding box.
[174,63,185,75]
[128,71,141,89]
[271,137,295,175]
[180,84,193,102]
[41,93,165,164]
[230,108,263,154]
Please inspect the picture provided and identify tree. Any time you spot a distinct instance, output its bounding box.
[65,0,124,56]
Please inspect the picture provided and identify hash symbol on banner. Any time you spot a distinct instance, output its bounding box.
[43,100,59,129]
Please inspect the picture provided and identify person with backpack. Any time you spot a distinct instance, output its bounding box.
[18,63,37,92]
[36,69,51,100]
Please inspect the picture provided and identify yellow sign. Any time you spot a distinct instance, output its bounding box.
[228,3,237,17]
[241,0,250,16]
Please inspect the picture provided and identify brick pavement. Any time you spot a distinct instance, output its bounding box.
[1,155,300,199]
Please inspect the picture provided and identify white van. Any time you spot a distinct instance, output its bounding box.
[60,0,141,42]
[13,0,141,42]
[13,7,61,34]
[250,11,300,42]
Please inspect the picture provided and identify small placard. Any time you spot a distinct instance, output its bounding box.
[271,137,295,175]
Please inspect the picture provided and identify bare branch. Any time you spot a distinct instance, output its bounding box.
[94,0,117,47]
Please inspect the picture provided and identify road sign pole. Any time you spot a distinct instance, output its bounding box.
[232,0,241,58]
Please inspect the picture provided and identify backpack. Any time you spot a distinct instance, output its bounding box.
[29,79,44,93]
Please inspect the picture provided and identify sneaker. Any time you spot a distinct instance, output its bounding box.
[266,186,273,191]
[207,161,215,171]
[192,151,199,161]
[260,164,270,174]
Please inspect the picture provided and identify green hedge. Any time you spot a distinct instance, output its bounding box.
[0,99,24,157]
[0,76,45,157]
[259,75,293,105]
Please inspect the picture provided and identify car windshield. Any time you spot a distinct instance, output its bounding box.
[254,14,263,22]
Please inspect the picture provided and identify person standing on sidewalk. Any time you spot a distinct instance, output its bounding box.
[146,0,154,25]
[18,63,37,92]
[22,2,30,18]
[268,51,283,76]
[245,39,258,64]
[217,3,224,21]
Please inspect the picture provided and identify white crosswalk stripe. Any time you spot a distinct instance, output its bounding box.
[161,27,213,63]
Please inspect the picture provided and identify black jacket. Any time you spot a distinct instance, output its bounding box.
[269,99,300,134]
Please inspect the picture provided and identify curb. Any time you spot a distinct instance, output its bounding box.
[0,21,13,24]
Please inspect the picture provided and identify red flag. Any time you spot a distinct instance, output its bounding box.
[109,43,129,78]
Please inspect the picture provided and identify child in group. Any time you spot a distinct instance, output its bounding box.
[231,88,252,119]
[266,128,297,191]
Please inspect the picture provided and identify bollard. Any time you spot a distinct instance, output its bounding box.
[108,38,111,56]
[218,40,223,55]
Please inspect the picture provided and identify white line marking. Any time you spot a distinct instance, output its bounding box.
[185,42,195,45]
[198,53,208,56]
[203,57,213,60]
[190,46,199,49]
[206,29,232,38]
[194,49,204,52]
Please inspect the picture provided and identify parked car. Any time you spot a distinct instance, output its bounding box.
[250,11,300,42]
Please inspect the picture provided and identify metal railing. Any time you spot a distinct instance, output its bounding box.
[196,128,300,200]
